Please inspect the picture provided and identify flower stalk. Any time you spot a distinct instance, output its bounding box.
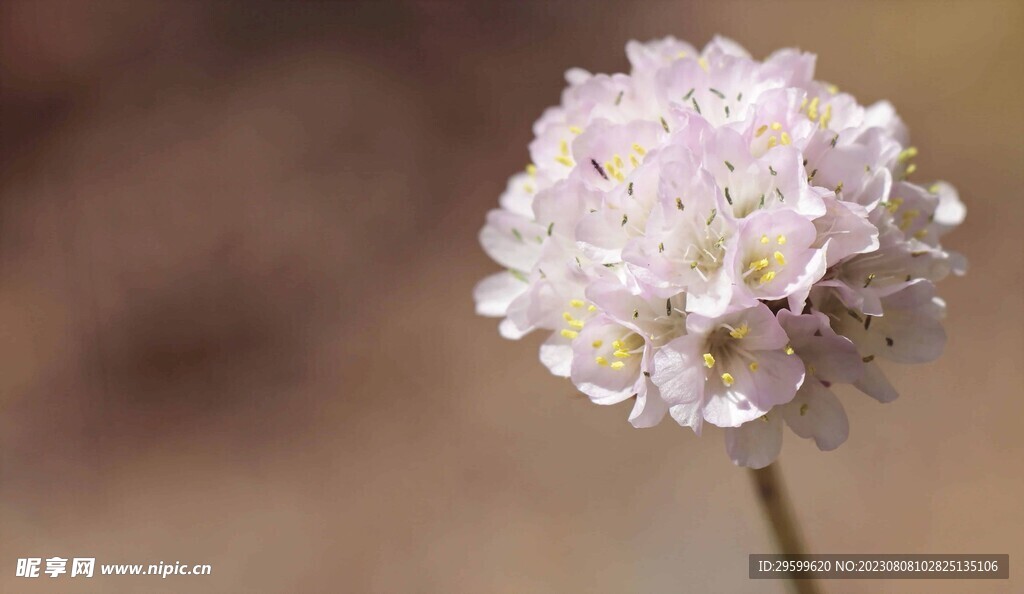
[749,462,821,594]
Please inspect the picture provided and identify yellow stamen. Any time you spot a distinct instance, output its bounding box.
[570,299,584,308]
[776,234,787,245]
[886,198,903,213]
[807,97,820,121]
[721,372,735,386]
[610,361,625,370]
[555,155,573,167]
[559,140,569,156]
[563,312,574,322]
[819,104,832,129]
[697,57,709,71]
[826,84,839,95]
[567,320,584,330]
[914,229,928,239]
[759,271,776,284]
[770,122,783,131]
[784,345,795,355]
[905,163,917,175]
[749,258,769,272]
[614,154,624,169]
[613,350,631,359]
[780,132,791,145]
[568,125,583,135]
[899,209,920,230]
[755,125,768,138]
[587,305,597,312]
[898,146,918,163]
[561,329,578,340]
[592,340,603,348]
[612,340,624,350]
[595,356,608,366]
[632,143,647,156]
[773,251,786,266]
[767,136,778,148]
[524,184,534,194]
[729,323,750,339]
[799,403,809,415]
[749,361,759,372]
[676,51,688,59]
[760,234,769,244]
[526,164,537,176]
[703,353,716,368]
[630,154,639,168]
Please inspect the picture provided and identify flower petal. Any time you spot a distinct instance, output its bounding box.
[474,272,528,318]
[725,414,783,468]
[781,381,849,451]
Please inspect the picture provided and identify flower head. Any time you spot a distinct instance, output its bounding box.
[475,36,966,467]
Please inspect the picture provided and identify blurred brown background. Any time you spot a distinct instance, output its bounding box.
[0,1,1020,592]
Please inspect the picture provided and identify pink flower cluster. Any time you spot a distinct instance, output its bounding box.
[475,36,966,467]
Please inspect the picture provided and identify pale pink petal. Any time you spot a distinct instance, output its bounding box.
[474,272,528,318]
[540,332,574,378]
[725,414,783,468]
[780,381,849,451]
[854,361,899,403]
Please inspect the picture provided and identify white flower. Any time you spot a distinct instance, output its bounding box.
[654,303,805,431]
[475,36,967,467]
[725,310,862,468]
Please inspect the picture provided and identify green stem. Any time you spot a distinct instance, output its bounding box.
[749,463,821,594]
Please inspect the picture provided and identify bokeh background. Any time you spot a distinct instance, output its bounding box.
[0,1,1021,592]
